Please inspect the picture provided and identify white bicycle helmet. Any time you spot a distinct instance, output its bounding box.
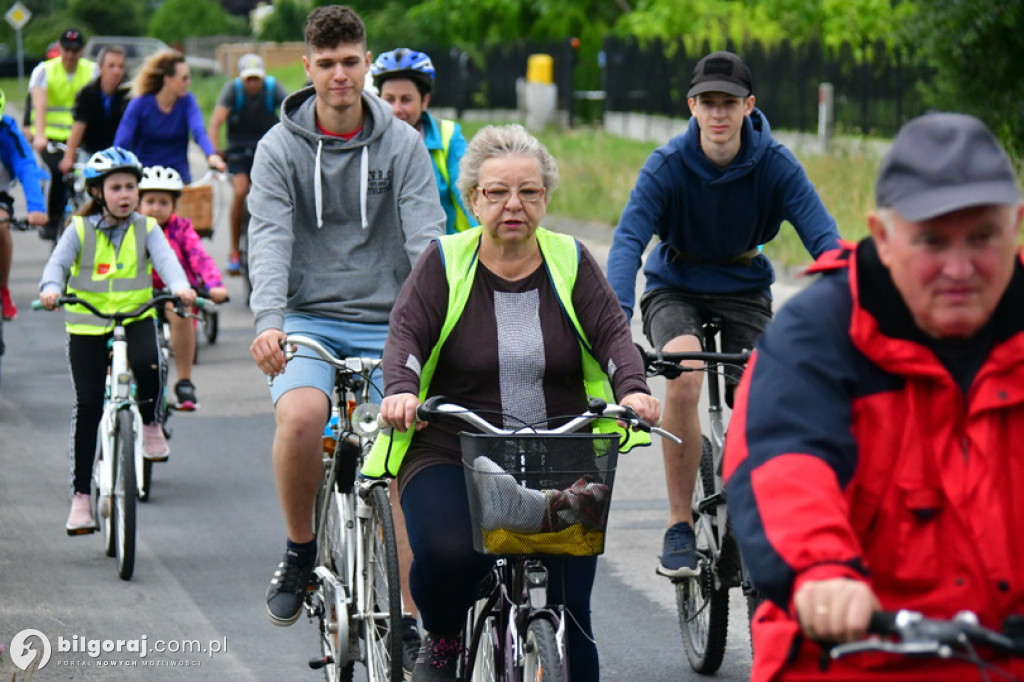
[139,166,185,195]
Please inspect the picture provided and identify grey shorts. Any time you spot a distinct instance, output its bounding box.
[640,288,772,396]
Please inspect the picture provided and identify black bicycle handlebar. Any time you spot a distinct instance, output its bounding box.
[829,609,1024,661]
[32,293,195,323]
[0,216,36,232]
[639,345,752,380]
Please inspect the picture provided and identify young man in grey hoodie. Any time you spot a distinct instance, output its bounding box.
[247,5,445,631]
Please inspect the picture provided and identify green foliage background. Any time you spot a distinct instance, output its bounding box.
[0,0,1020,156]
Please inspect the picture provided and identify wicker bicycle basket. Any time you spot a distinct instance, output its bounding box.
[176,185,214,239]
[460,432,619,557]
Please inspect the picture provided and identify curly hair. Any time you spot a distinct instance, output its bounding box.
[131,48,185,98]
[457,124,560,209]
[304,5,366,52]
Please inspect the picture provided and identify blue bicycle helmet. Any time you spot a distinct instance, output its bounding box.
[84,146,144,189]
[372,48,435,93]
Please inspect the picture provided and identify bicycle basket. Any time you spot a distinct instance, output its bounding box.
[460,432,619,557]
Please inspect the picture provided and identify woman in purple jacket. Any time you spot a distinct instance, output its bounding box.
[115,49,225,183]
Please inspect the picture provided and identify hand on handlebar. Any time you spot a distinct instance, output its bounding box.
[27,211,48,227]
[379,392,425,433]
[250,329,288,376]
[207,153,227,173]
[39,291,61,310]
[175,288,197,308]
[620,392,660,429]
[795,578,880,643]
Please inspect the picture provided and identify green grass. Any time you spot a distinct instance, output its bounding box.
[462,120,881,265]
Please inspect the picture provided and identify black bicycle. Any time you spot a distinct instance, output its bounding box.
[641,317,757,673]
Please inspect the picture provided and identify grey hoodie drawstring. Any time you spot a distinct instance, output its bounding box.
[314,138,324,229]
[315,139,367,229]
[359,146,368,229]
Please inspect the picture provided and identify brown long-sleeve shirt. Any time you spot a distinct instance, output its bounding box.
[384,238,650,489]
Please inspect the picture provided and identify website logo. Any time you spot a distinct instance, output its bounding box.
[10,629,52,671]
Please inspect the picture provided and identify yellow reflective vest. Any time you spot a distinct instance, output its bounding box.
[65,215,156,335]
[362,226,649,478]
[40,57,95,141]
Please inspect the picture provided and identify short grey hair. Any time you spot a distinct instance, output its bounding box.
[457,124,559,208]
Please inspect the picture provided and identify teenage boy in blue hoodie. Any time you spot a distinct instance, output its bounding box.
[606,51,841,579]
[247,5,445,629]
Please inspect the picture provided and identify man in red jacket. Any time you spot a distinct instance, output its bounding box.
[724,111,1024,681]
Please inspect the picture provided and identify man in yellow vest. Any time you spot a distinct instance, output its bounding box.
[372,48,477,234]
[30,28,96,240]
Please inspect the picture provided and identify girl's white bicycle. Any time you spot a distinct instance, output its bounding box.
[37,293,182,580]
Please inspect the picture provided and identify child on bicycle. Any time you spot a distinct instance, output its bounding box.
[38,146,195,535]
[138,165,228,410]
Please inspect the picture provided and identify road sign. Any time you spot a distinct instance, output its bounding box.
[4,2,31,31]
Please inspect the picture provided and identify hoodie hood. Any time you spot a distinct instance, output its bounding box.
[279,86,396,229]
[681,107,773,184]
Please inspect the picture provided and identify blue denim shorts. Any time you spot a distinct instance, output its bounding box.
[268,314,388,406]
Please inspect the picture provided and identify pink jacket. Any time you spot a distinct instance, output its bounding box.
[152,214,224,292]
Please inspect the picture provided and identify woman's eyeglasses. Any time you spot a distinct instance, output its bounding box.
[476,186,546,205]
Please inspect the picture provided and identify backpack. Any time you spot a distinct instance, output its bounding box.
[232,75,277,115]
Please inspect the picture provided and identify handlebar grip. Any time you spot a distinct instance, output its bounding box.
[868,611,900,635]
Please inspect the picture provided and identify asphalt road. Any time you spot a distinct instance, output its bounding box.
[0,163,803,680]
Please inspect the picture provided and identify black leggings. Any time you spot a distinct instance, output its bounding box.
[402,463,600,681]
[67,319,162,494]
[40,144,67,230]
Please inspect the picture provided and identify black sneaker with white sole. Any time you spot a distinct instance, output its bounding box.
[266,548,316,626]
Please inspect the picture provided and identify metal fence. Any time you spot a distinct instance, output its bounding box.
[427,36,929,136]
[600,37,929,136]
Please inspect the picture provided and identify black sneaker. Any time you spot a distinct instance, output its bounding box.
[174,380,198,411]
[265,548,316,626]
[411,633,461,681]
[400,616,421,680]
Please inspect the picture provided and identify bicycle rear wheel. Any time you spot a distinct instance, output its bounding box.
[678,436,729,673]
[203,309,219,344]
[362,484,402,682]
[522,618,561,682]
[113,409,137,580]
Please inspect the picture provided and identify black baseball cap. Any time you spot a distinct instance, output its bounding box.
[876,112,1021,222]
[60,29,85,50]
[687,51,752,98]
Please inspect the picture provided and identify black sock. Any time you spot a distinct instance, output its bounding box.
[286,538,317,561]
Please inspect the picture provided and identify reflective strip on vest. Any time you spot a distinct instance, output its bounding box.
[362,226,649,478]
[41,58,95,141]
[65,215,155,334]
[430,118,472,233]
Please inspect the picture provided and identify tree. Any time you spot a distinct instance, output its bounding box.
[149,0,235,44]
[257,0,307,42]
[901,0,1024,158]
[70,0,146,38]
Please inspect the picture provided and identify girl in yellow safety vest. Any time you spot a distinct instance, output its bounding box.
[38,146,195,535]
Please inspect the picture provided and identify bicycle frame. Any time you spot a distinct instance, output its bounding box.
[95,320,145,504]
[278,335,400,682]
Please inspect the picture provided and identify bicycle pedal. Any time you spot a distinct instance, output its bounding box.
[308,655,333,670]
[66,525,98,536]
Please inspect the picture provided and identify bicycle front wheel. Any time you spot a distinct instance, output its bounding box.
[113,409,137,580]
[317,486,356,682]
[522,618,562,682]
[678,436,729,673]
[362,484,402,682]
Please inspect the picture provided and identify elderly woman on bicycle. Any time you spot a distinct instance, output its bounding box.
[366,124,660,682]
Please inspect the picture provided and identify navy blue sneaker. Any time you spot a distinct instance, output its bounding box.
[657,521,700,578]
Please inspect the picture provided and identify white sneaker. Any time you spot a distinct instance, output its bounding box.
[142,423,170,461]
[66,493,98,535]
